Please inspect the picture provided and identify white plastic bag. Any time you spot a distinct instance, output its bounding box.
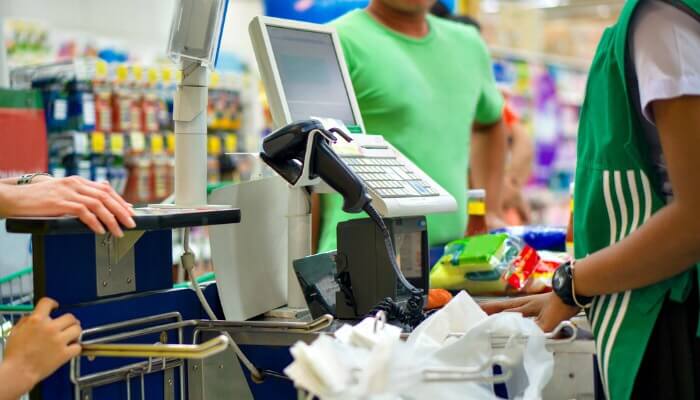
[285,291,554,400]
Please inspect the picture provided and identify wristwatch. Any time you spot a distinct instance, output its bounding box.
[552,260,593,308]
[17,173,52,185]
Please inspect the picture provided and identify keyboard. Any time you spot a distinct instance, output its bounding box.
[342,156,439,198]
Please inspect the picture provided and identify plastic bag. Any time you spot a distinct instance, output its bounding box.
[285,291,554,400]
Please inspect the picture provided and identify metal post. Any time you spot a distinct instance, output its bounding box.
[173,59,208,207]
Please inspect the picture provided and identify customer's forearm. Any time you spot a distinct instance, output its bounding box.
[0,185,20,217]
[0,359,36,400]
[506,124,533,186]
[482,120,507,214]
[0,177,18,185]
[575,202,700,297]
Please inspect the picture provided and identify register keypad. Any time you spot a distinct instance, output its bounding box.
[343,156,439,198]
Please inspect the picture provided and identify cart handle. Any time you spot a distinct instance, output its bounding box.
[81,334,230,360]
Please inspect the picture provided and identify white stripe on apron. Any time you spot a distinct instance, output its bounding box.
[601,170,640,398]
[591,170,619,327]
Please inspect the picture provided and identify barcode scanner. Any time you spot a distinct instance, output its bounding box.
[260,120,371,213]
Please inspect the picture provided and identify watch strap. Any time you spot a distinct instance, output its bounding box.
[553,261,593,308]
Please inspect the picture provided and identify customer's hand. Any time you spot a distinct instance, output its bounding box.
[480,292,580,332]
[485,211,507,231]
[502,178,531,224]
[1,298,82,395]
[3,176,135,237]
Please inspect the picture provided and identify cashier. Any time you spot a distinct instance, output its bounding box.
[314,0,509,252]
[0,174,134,398]
[484,1,700,399]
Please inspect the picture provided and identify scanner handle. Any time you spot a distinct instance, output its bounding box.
[312,134,370,213]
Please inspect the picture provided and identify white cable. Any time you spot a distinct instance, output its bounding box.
[181,228,263,380]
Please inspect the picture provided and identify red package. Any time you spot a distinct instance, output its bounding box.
[506,245,540,290]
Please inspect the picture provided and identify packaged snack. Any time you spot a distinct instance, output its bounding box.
[503,244,540,291]
[523,251,571,294]
[431,234,539,295]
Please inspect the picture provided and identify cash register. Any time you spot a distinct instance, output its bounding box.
[209,17,457,324]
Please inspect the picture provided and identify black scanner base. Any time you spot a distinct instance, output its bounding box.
[334,216,429,320]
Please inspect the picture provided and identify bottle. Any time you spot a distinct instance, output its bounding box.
[566,183,575,256]
[108,132,127,195]
[89,131,108,183]
[466,189,488,236]
[150,132,169,202]
[207,135,222,184]
[93,60,113,133]
[111,64,132,133]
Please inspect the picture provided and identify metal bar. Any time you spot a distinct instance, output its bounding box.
[72,312,184,390]
[81,312,183,340]
[81,320,197,346]
[82,335,230,360]
[194,314,334,333]
[77,359,184,389]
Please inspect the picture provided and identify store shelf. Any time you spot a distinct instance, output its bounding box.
[490,45,592,71]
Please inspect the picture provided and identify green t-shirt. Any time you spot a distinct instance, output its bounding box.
[318,9,504,252]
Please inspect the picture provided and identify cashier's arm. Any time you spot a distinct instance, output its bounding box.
[472,118,508,229]
[573,96,700,296]
[483,96,700,331]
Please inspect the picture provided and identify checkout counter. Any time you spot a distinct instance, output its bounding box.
[1,7,596,400]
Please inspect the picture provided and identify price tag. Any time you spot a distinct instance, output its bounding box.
[130,132,146,152]
[91,131,106,154]
[110,133,125,155]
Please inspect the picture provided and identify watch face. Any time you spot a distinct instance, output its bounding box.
[553,265,567,291]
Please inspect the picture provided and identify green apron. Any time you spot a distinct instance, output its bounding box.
[574,1,700,398]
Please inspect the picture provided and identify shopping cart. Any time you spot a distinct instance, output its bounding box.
[0,267,33,400]
[0,266,33,343]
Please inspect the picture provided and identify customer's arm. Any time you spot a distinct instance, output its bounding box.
[0,174,53,185]
[471,118,508,229]
[0,176,135,237]
[502,121,534,223]
[0,298,81,400]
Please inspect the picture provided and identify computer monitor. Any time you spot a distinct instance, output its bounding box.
[249,16,365,131]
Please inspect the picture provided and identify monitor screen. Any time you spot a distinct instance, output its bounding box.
[266,25,357,127]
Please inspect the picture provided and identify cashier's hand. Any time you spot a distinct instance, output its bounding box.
[480,292,579,332]
[1,298,81,395]
[3,176,135,237]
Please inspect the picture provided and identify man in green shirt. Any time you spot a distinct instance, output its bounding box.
[315,0,508,252]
